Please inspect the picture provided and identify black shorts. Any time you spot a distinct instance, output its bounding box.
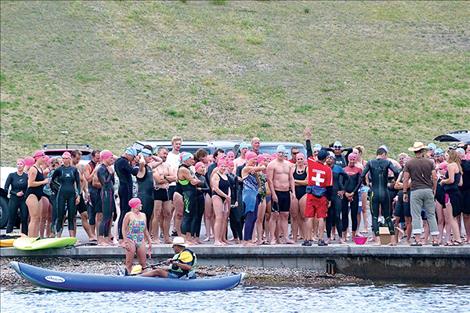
[77,194,87,214]
[168,186,177,201]
[154,188,170,202]
[272,190,291,213]
[462,189,470,215]
[394,191,411,221]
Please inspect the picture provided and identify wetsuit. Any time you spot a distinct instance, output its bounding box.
[25,166,45,201]
[115,156,138,239]
[228,172,243,240]
[394,171,411,222]
[342,165,362,233]
[325,147,353,168]
[194,173,209,237]
[326,165,347,239]
[179,164,198,235]
[45,169,60,234]
[460,160,470,215]
[236,164,246,231]
[443,171,462,217]
[97,165,115,237]
[243,173,259,241]
[52,165,81,232]
[4,172,28,234]
[358,159,399,235]
[293,166,307,200]
[136,164,155,229]
[87,160,101,226]
[214,173,230,203]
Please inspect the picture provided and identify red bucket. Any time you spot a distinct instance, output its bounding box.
[353,236,367,245]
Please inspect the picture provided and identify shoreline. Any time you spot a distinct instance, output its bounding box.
[0,257,366,290]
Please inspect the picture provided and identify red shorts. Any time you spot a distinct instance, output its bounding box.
[305,194,328,219]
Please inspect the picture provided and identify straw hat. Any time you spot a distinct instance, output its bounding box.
[172,236,187,247]
[408,142,428,152]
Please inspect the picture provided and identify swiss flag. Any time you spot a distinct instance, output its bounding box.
[307,157,333,188]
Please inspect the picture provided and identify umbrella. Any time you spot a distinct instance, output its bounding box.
[434,130,470,144]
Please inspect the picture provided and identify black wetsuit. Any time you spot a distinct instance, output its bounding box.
[52,165,81,232]
[326,165,347,238]
[115,156,138,239]
[342,166,362,233]
[137,164,154,229]
[358,158,399,235]
[443,171,462,217]
[194,173,209,237]
[87,160,101,226]
[228,172,242,240]
[293,166,307,200]
[4,172,28,234]
[97,165,115,237]
[460,160,470,215]
[236,164,246,231]
[180,164,198,236]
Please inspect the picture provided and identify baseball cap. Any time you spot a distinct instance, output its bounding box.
[317,150,329,160]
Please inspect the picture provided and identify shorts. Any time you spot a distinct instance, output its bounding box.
[168,186,177,201]
[167,271,184,279]
[271,190,290,213]
[305,194,328,219]
[394,191,411,220]
[462,189,470,214]
[154,188,169,202]
[77,194,87,214]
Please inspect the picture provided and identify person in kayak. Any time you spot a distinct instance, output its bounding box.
[122,198,152,276]
[141,236,196,279]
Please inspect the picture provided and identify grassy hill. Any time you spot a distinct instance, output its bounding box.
[1,1,469,165]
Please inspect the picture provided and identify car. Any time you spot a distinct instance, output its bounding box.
[42,143,93,164]
[236,141,307,160]
[132,140,241,156]
[434,130,470,144]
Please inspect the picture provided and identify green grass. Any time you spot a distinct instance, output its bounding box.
[1,1,469,165]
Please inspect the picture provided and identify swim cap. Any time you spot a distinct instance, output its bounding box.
[438,162,448,171]
[125,147,137,156]
[239,142,249,150]
[128,198,142,209]
[245,151,257,161]
[456,148,465,155]
[180,152,193,162]
[195,162,205,172]
[226,151,235,159]
[327,151,336,159]
[317,150,329,161]
[17,159,25,167]
[434,148,444,156]
[100,150,114,161]
[348,153,358,161]
[379,145,389,153]
[276,145,287,154]
[141,148,152,157]
[256,154,266,164]
[427,143,437,151]
[217,158,227,167]
[62,152,71,159]
[313,144,322,152]
[333,141,342,148]
[226,160,234,167]
[24,156,35,167]
[33,150,45,159]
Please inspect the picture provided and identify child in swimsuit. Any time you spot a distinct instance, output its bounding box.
[122,198,152,275]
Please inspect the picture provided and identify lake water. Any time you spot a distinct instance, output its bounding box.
[1,284,469,313]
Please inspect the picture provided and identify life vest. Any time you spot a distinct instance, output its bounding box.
[169,248,197,278]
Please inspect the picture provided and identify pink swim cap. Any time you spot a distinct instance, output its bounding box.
[17,159,25,167]
[128,198,142,209]
[246,151,257,161]
[100,150,113,161]
[24,156,35,167]
[256,154,265,164]
[33,150,45,159]
[62,152,72,159]
[438,162,448,171]
[348,153,358,162]
[226,160,234,168]
[217,158,227,167]
[195,162,205,172]
[226,151,235,158]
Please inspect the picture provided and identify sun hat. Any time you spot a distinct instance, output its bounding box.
[128,198,142,209]
[172,236,187,247]
[408,142,428,152]
[33,150,46,159]
[62,152,72,159]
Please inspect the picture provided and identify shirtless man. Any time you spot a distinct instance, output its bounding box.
[267,145,296,244]
[153,147,174,244]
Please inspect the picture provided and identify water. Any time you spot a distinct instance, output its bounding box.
[1,285,469,313]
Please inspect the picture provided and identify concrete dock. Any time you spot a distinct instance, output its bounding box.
[2,245,469,284]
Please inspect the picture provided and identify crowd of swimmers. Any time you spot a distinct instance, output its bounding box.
[4,129,470,249]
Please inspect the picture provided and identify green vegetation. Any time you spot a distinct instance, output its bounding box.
[1,1,469,164]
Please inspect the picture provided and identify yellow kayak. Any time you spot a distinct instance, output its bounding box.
[0,238,15,247]
[13,237,77,251]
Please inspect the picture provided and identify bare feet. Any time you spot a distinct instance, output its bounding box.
[214,241,225,246]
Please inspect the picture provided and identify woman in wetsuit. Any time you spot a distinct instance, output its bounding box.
[194,162,210,244]
[292,153,308,243]
[226,160,242,244]
[440,149,464,245]
[97,150,116,246]
[343,153,363,239]
[51,152,81,237]
[5,159,28,234]
[178,152,201,245]
[136,149,156,231]
[211,158,231,246]
[25,151,49,238]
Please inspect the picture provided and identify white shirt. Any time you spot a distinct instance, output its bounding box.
[165,151,180,186]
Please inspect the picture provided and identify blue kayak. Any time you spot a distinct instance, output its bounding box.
[10,262,244,292]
